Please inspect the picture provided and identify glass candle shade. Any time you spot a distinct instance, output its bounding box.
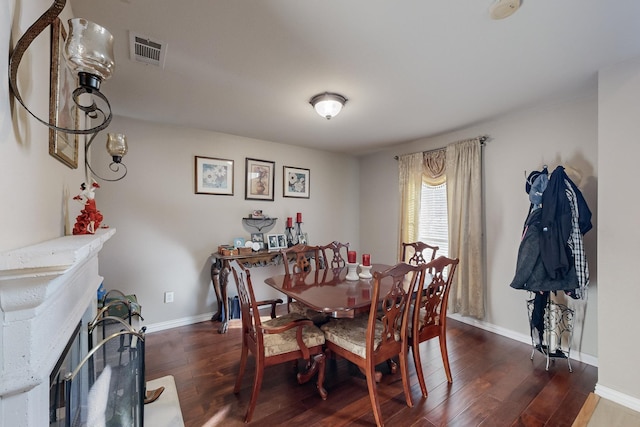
[64,18,115,90]
[106,133,128,163]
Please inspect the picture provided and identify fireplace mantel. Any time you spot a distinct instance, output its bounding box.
[0,228,115,427]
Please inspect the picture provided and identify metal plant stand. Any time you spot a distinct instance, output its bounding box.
[527,297,575,372]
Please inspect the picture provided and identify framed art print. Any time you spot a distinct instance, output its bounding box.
[245,158,275,201]
[195,156,234,195]
[49,18,79,169]
[283,166,310,198]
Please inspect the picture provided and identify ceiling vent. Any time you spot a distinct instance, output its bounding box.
[129,31,167,68]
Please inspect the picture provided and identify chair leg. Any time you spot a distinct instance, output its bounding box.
[244,356,265,423]
[399,347,413,408]
[365,362,385,427]
[234,341,249,394]
[412,340,427,398]
[439,331,453,383]
[315,353,328,400]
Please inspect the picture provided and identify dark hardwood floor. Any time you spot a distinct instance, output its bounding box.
[145,314,596,427]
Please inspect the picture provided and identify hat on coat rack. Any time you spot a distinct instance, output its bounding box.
[525,166,549,195]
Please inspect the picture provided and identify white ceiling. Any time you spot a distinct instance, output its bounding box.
[69,0,640,155]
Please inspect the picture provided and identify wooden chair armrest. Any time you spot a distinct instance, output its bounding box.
[255,298,283,318]
[260,318,314,360]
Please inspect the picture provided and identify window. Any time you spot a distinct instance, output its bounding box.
[418,180,449,257]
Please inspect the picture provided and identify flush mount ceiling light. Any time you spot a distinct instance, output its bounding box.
[309,92,348,120]
[489,0,521,20]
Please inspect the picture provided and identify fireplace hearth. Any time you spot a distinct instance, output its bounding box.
[0,229,115,427]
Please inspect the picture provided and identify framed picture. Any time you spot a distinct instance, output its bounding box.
[49,18,79,169]
[195,156,234,195]
[283,166,310,198]
[267,234,280,251]
[298,233,309,245]
[233,237,245,248]
[251,232,264,243]
[277,234,288,249]
[245,158,275,201]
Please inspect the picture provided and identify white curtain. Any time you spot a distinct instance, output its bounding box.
[446,138,484,319]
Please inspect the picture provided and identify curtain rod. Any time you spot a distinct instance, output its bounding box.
[393,135,489,160]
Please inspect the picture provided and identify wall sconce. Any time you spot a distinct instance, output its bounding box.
[8,0,128,181]
[309,92,348,120]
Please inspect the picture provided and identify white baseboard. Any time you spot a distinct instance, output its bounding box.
[447,313,599,367]
[143,312,214,333]
[595,384,640,413]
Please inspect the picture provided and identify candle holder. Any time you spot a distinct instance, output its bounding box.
[346,262,360,281]
[295,221,304,244]
[285,226,296,247]
[358,264,372,279]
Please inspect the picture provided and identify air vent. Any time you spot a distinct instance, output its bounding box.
[129,31,167,68]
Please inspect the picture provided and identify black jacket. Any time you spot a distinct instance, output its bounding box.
[510,209,578,293]
[539,166,592,280]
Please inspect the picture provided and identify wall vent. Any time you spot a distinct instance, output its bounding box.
[129,31,167,68]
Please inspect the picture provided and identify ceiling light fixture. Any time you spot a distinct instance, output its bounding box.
[309,92,348,120]
[8,0,128,181]
[489,0,521,20]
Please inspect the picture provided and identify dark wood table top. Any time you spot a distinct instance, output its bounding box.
[264,263,391,318]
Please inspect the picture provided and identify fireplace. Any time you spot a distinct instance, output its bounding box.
[0,229,115,427]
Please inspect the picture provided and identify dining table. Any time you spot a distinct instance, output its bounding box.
[264,263,393,319]
[264,263,401,385]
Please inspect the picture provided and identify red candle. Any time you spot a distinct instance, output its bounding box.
[296,212,302,223]
[286,217,293,228]
[362,254,371,266]
[347,251,356,263]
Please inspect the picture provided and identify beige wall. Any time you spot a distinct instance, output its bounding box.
[360,92,599,362]
[89,115,360,327]
[597,56,640,405]
[1,0,86,251]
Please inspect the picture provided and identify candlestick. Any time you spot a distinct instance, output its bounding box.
[296,212,302,223]
[285,226,295,247]
[286,217,293,228]
[362,254,371,266]
[359,264,372,279]
[347,251,356,263]
[345,262,359,281]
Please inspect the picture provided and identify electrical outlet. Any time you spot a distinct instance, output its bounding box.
[164,291,174,303]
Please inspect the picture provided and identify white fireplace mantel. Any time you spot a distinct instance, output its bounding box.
[0,228,115,427]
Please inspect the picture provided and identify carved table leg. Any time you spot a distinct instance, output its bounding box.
[210,259,230,333]
[296,353,328,399]
[217,265,230,334]
[210,260,223,322]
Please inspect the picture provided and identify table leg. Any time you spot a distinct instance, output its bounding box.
[210,261,223,322]
[296,353,328,400]
[210,260,230,334]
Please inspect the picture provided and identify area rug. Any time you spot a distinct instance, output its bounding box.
[145,375,185,427]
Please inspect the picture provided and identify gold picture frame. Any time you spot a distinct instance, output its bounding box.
[49,18,79,169]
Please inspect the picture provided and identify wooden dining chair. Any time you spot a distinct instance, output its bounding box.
[319,241,350,269]
[410,255,459,398]
[280,244,322,313]
[229,260,327,423]
[401,241,439,266]
[321,262,426,427]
